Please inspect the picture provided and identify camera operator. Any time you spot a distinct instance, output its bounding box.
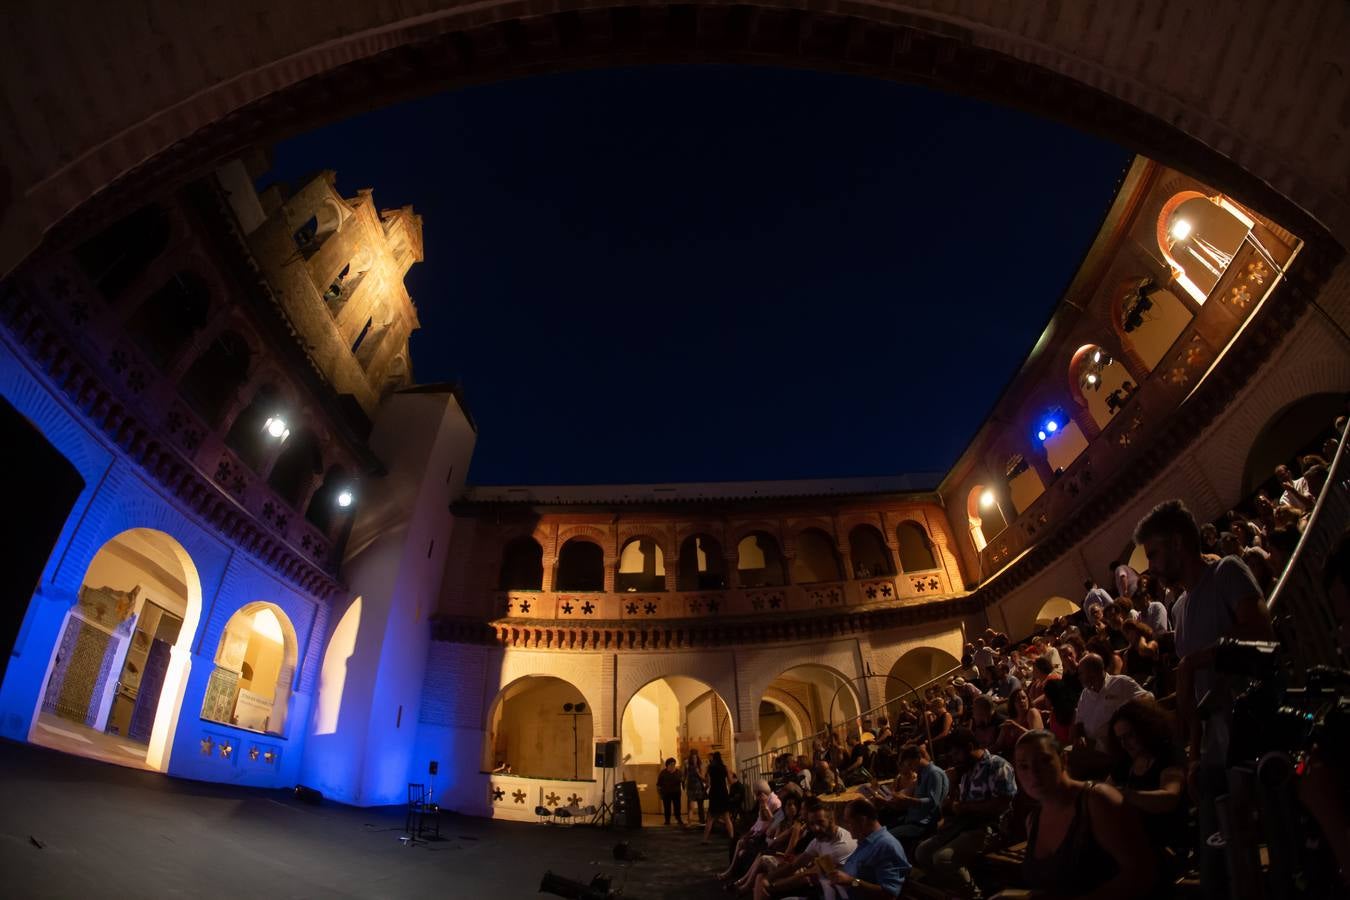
[1134,500,1272,899]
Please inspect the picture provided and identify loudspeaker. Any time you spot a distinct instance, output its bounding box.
[594,739,620,768]
[429,760,438,775]
[293,785,323,805]
[612,780,642,829]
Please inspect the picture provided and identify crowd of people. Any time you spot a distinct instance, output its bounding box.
[653,412,1348,898]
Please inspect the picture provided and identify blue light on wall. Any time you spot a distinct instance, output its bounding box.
[1037,411,1065,443]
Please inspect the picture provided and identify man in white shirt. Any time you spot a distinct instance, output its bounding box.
[1073,653,1152,753]
[754,797,856,900]
[1275,463,1315,512]
[1082,579,1114,618]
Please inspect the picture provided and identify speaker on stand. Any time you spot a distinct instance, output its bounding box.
[590,740,621,827]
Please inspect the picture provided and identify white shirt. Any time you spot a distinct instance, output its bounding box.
[974,647,996,670]
[799,825,857,870]
[1075,673,1152,751]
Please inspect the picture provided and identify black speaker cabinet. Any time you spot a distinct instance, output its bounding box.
[613,780,642,829]
[594,739,620,768]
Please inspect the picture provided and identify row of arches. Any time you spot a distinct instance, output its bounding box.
[499,523,941,592]
[962,190,1279,553]
[70,204,355,539]
[34,527,303,770]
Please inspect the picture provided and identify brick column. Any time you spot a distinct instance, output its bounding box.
[723,553,740,589]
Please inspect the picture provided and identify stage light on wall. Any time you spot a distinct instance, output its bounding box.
[262,415,290,442]
[1085,373,1098,386]
[563,702,587,713]
[1170,219,1193,241]
[336,488,355,508]
[1037,410,1065,443]
[1091,350,1102,364]
[979,489,996,510]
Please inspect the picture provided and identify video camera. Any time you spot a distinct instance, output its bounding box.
[1215,638,1350,782]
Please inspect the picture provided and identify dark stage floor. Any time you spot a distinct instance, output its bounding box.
[0,740,735,899]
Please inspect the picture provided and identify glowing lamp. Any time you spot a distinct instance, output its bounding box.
[263,415,290,441]
[1046,420,1058,433]
[1170,219,1193,241]
[1091,350,1102,364]
[1037,430,1048,442]
[979,489,996,510]
[336,489,354,508]
[1086,373,1098,385]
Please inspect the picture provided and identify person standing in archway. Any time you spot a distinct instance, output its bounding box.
[703,751,736,843]
[684,748,707,825]
[657,757,684,826]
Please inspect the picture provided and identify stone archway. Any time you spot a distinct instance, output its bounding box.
[7,2,1344,281]
[33,527,203,772]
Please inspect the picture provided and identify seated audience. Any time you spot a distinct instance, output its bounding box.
[1073,653,1151,755]
[970,694,1006,750]
[1105,700,1188,877]
[753,797,856,900]
[884,744,949,853]
[730,792,810,894]
[914,728,1016,895]
[824,798,911,899]
[1013,730,1157,897]
[993,686,1043,758]
[1120,619,1160,687]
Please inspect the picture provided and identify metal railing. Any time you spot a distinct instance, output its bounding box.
[737,662,964,791]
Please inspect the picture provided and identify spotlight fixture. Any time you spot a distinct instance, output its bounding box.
[979,489,996,510]
[262,415,290,442]
[1091,350,1102,364]
[336,489,354,508]
[1037,410,1065,443]
[1170,219,1193,241]
[1122,280,1156,334]
[1086,373,1098,386]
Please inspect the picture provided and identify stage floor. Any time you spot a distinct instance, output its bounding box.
[0,739,738,899]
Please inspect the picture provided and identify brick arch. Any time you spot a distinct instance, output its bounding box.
[728,520,784,549]
[616,530,673,561]
[555,526,609,552]
[11,1,1344,286]
[615,654,740,736]
[675,522,726,547]
[785,518,839,549]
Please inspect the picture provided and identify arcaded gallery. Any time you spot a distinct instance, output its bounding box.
[1,4,1348,899]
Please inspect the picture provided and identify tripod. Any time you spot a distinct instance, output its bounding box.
[591,763,615,827]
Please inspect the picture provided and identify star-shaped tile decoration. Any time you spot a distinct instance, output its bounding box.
[220,742,233,759]
[768,595,782,609]
[706,597,720,613]
[581,601,594,615]
[567,794,583,806]
[865,586,877,599]
[512,789,527,804]
[263,750,276,764]
[643,602,657,615]
[561,602,573,614]
[505,599,514,613]
[880,584,893,598]
[626,601,638,615]
[491,786,505,802]
[249,746,260,761]
[915,580,926,592]
[200,737,214,756]
[1246,259,1269,285]
[928,578,940,591]
[689,599,702,613]
[751,598,764,610]
[519,599,531,613]
[545,792,561,806]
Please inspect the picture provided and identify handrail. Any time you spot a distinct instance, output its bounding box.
[1266,428,1348,669]
[737,662,964,773]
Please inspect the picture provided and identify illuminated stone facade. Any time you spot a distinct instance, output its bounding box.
[2,3,1349,813]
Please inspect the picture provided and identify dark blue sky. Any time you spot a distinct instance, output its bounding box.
[264,66,1131,486]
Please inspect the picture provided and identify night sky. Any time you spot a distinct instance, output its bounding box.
[263,66,1132,486]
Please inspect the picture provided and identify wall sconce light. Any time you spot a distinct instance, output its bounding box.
[262,415,291,442]
[336,488,355,508]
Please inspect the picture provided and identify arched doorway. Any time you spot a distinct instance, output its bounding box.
[1241,392,1346,498]
[886,647,960,708]
[759,664,860,752]
[621,676,734,817]
[200,602,300,736]
[1034,597,1081,627]
[484,676,594,782]
[35,528,202,771]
